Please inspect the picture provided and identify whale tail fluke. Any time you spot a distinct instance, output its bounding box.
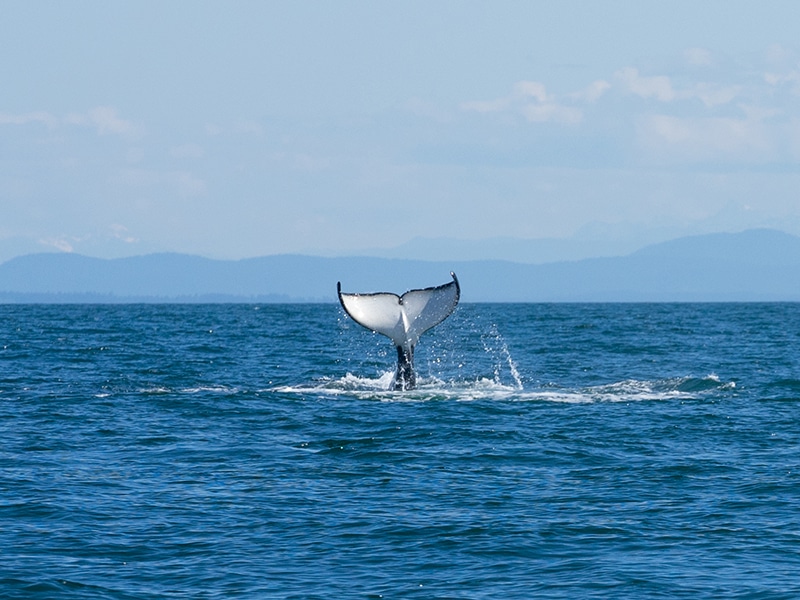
[337,272,460,390]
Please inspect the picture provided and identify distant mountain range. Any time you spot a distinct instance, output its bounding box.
[356,235,644,263]
[1,229,800,302]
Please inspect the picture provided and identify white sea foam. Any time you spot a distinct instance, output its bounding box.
[273,373,732,403]
[273,371,517,401]
[181,385,240,394]
[138,385,241,395]
[139,386,172,394]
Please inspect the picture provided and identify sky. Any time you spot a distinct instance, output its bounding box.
[2,1,800,262]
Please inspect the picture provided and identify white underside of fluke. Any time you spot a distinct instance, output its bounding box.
[337,272,460,348]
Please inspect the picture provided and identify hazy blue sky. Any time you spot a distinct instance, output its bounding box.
[3,1,800,261]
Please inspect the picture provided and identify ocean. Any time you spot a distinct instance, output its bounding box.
[2,302,800,598]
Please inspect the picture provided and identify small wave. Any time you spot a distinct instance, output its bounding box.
[674,373,735,393]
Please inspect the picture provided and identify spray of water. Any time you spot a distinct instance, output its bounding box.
[480,323,523,390]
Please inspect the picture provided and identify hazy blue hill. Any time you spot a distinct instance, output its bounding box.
[0,253,459,302]
[631,229,800,264]
[359,235,642,263]
[1,229,800,302]
[0,253,226,298]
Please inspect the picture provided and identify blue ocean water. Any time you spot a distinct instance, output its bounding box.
[2,302,800,599]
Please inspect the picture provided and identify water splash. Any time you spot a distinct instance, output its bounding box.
[481,323,523,390]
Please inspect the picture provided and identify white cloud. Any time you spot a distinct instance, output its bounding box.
[639,111,774,162]
[514,81,549,103]
[569,80,612,103]
[67,106,138,136]
[1,106,139,137]
[520,103,582,125]
[616,67,740,107]
[88,106,137,136]
[692,83,741,108]
[109,223,138,243]
[738,105,781,121]
[38,236,76,253]
[684,47,714,67]
[0,111,58,127]
[764,69,800,96]
[35,227,140,256]
[616,67,676,102]
[462,80,583,124]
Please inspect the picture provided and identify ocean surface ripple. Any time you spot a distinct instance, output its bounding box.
[2,303,800,598]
